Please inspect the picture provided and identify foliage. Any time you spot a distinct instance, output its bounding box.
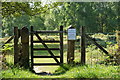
[2,2,62,17]
[54,64,120,78]
[1,43,13,70]
[1,34,120,78]
[2,64,120,78]
[2,43,13,53]
[64,64,120,78]
[2,2,120,37]
[2,68,39,78]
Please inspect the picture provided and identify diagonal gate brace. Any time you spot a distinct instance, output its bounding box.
[34,33,60,64]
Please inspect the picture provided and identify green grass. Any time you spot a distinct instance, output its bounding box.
[1,34,120,78]
[1,64,120,78]
[62,64,120,78]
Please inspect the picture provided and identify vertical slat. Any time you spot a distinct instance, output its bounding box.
[60,26,63,63]
[21,27,29,69]
[80,26,86,65]
[14,27,19,65]
[31,26,34,70]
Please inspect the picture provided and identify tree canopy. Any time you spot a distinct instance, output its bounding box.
[1,2,120,37]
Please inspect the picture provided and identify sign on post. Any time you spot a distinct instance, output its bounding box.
[67,25,76,64]
[68,27,76,40]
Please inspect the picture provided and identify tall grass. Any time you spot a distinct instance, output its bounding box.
[2,64,119,78]
[1,34,120,78]
[55,64,120,78]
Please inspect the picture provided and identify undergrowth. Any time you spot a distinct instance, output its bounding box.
[54,64,120,78]
[2,64,120,78]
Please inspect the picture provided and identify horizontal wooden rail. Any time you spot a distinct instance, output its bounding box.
[33,48,60,50]
[33,40,60,43]
[33,63,60,66]
[85,34,113,58]
[2,36,14,47]
[33,56,60,58]
[34,31,64,33]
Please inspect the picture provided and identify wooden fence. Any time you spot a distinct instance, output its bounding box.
[2,26,120,70]
[14,27,29,68]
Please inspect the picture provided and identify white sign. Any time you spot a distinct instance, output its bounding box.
[68,29,76,40]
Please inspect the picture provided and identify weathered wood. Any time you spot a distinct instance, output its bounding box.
[2,36,14,47]
[33,40,60,43]
[67,40,75,64]
[67,26,76,64]
[35,31,63,33]
[30,26,64,67]
[80,26,86,64]
[21,27,29,68]
[31,26,34,70]
[33,56,60,58]
[34,33,60,64]
[33,63,60,66]
[14,27,19,65]
[85,34,113,58]
[60,26,63,64]
[33,48,60,50]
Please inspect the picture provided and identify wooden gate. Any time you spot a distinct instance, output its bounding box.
[30,26,63,69]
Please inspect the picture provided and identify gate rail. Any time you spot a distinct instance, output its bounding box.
[30,26,63,69]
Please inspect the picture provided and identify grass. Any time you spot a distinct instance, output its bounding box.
[1,64,120,78]
[62,64,120,78]
[1,34,120,78]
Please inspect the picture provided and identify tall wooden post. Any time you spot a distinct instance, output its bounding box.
[31,26,34,70]
[21,27,29,68]
[60,26,63,64]
[67,25,76,64]
[80,26,86,65]
[67,40,75,64]
[14,27,19,65]
[116,31,120,65]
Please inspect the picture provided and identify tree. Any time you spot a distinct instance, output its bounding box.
[2,2,63,18]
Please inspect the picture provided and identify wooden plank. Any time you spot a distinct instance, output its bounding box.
[33,56,60,58]
[33,40,60,43]
[85,34,113,58]
[33,48,60,50]
[35,31,63,33]
[21,27,29,69]
[14,27,19,65]
[31,26,34,70]
[33,63,60,65]
[60,26,63,64]
[67,40,75,64]
[34,33,60,64]
[80,26,86,64]
[2,36,14,47]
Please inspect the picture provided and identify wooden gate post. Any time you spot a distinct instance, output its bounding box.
[21,27,29,68]
[30,26,33,70]
[116,31,120,64]
[80,26,86,65]
[60,26,63,64]
[67,25,76,64]
[14,27,19,65]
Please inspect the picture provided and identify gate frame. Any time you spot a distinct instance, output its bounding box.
[30,26,63,70]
